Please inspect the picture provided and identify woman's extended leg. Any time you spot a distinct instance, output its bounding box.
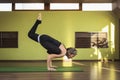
[28,14,42,42]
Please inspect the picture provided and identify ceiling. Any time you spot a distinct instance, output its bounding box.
[0,0,116,3]
[50,0,115,3]
[0,0,119,18]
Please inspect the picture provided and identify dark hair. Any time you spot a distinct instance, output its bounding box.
[66,47,77,58]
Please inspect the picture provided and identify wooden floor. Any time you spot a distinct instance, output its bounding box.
[0,61,120,80]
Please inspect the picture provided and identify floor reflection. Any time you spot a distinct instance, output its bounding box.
[63,72,73,80]
[90,62,119,80]
[90,62,102,80]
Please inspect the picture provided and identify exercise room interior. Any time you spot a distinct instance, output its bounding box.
[0,0,120,80]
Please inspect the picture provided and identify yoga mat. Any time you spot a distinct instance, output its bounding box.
[0,66,83,72]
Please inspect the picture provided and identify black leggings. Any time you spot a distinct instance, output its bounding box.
[28,20,61,54]
[28,20,41,42]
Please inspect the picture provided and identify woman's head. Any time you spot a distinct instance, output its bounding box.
[66,47,77,59]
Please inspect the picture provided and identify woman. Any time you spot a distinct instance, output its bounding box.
[28,13,77,71]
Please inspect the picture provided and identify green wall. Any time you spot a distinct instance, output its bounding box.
[0,11,119,60]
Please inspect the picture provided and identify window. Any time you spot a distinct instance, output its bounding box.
[82,3,112,11]
[0,2,113,11]
[75,32,91,48]
[15,3,44,10]
[50,3,79,10]
[0,32,18,48]
[75,32,108,48]
[0,3,12,11]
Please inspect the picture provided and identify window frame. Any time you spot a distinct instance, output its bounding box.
[0,31,18,48]
[75,32,108,48]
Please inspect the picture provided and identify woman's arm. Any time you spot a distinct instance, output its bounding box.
[47,44,66,71]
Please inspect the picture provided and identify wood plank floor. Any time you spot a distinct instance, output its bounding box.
[0,61,120,80]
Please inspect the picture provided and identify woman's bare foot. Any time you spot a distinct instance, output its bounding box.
[37,13,42,20]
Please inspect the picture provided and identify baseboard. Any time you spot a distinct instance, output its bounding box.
[0,59,120,62]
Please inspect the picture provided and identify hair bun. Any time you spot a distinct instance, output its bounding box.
[67,47,77,54]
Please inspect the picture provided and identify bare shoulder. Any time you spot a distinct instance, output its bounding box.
[59,44,67,55]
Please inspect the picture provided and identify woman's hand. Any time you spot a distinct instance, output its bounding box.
[48,67,56,71]
[50,65,58,68]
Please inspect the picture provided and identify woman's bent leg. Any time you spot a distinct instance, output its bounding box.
[28,20,41,42]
